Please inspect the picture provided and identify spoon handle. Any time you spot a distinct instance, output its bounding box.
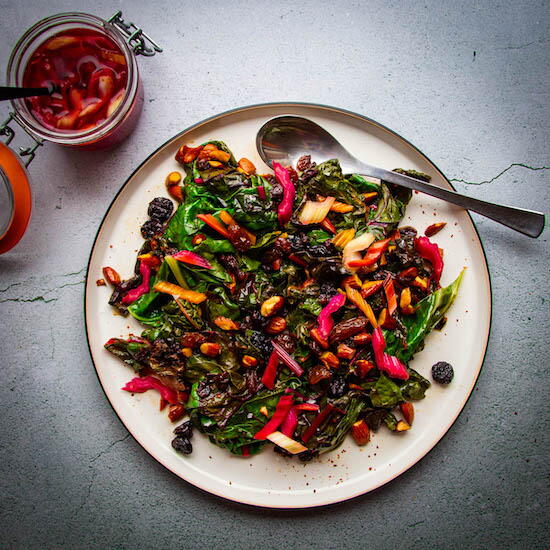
[0,86,52,101]
[355,163,545,238]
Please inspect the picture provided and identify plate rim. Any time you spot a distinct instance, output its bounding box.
[84,101,493,508]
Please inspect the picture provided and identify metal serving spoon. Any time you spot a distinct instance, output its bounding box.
[256,116,545,238]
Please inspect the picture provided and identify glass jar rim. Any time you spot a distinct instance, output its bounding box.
[0,165,15,239]
[6,12,139,145]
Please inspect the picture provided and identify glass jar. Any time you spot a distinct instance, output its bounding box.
[6,12,160,150]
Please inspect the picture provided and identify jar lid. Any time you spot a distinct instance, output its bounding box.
[0,142,32,254]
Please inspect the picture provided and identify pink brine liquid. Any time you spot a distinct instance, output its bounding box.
[22,28,128,132]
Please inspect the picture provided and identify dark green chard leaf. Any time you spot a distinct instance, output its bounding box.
[347,174,381,194]
[202,172,245,196]
[141,300,205,341]
[399,368,430,400]
[307,229,331,244]
[104,338,149,371]
[366,181,409,240]
[229,187,278,231]
[184,356,223,384]
[249,231,281,251]
[309,160,365,206]
[179,236,235,254]
[207,292,240,321]
[127,260,172,325]
[190,377,303,455]
[369,374,403,408]
[385,269,465,363]
[306,396,366,454]
[164,186,224,245]
[238,254,261,272]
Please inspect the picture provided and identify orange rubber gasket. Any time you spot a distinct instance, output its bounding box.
[0,142,32,254]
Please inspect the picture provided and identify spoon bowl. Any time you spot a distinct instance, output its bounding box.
[256,115,545,238]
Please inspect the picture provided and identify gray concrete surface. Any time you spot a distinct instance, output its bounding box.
[1,1,549,548]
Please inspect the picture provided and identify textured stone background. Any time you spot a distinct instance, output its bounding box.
[1,1,548,548]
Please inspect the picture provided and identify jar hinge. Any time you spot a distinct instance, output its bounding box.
[107,11,163,57]
[0,112,44,167]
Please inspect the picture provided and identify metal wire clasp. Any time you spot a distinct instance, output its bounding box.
[107,11,163,57]
[0,112,43,167]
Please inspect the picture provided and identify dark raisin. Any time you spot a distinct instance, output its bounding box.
[147,197,174,222]
[181,332,207,348]
[248,330,272,356]
[270,182,284,203]
[296,155,313,172]
[308,364,331,385]
[329,317,370,344]
[301,168,318,182]
[431,361,454,384]
[318,282,338,305]
[227,224,252,251]
[273,331,296,354]
[273,237,292,255]
[286,166,299,184]
[141,219,163,239]
[398,226,418,239]
[171,436,193,454]
[174,420,193,438]
[298,450,317,462]
[308,243,335,257]
[197,381,211,398]
[287,232,309,252]
[328,375,346,398]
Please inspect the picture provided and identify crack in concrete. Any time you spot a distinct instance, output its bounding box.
[496,39,550,51]
[74,471,98,518]
[0,279,84,304]
[89,433,131,464]
[449,163,550,186]
[0,282,23,293]
[61,267,86,278]
[0,296,58,304]
[73,433,131,517]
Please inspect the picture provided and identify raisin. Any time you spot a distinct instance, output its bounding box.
[286,166,299,184]
[432,361,454,384]
[329,317,370,344]
[248,330,272,356]
[174,420,193,438]
[181,332,207,348]
[299,450,317,462]
[273,331,296,354]
[273,237,292,255]
[328,376,346,398]
[140,219,163,239]
[287,232,309,253]
[196,381,211,398]
[147,197,174,222]
[308,364,331,385]
[308,243,336,257]
[270,182,284,203]
[296,155,314,172]
[227,224,252,251]
[301,168,318,182]
[171,436,192,454]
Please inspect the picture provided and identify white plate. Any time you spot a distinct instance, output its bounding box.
[85,103,491,508]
